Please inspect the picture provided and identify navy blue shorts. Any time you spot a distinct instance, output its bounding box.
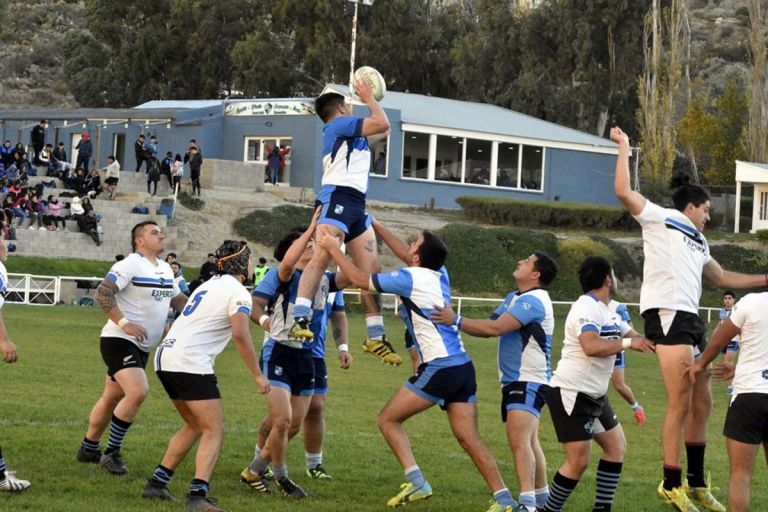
[501,381,549,420]
[614,350,626,369]
[260,342,315,396]
[406,360,477,411]
[312,357,328,395]
[316,186,372,242]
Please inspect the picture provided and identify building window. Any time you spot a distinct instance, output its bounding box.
[497,143,519,188]
[465,138,492,185]
[521,144,544,190]
[370,136,389,177]
[402,132,430,179]
[435,135,463,182]
[244,136,292,163]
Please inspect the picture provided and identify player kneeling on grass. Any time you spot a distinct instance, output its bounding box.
[142,240,270,512]
[684,291,768,512]
[0,232,30,493]
[317,221,519,512]
[541,256,655,512]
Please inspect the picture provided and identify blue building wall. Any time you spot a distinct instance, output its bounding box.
[545,148,620,206]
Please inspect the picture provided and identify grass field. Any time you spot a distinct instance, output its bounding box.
[0,304,764,512]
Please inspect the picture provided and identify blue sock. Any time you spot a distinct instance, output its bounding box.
[520,490,536,508]
[404,465,425,488]
[189,478,208,497]
[535,486,550,506]
[151,464,174,486]
[365,315,385,340]
[494,488,515,506]
[293,298,312,320]
[105,415,132,454]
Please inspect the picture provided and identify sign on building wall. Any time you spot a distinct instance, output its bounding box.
[225,100,315,116]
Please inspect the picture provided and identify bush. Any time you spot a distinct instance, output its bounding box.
[456,196,637,230]
[756,230,768,241]
[178,191,205,211]
[558,238,614,274]
[436,223,581,300]
[233,205,315,246]
[587,235,641,279]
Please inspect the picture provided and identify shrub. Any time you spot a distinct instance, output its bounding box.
[587,235,641,279]
[178,191,205,211]
[436,223,581,299]
[456,196,637,230]
[558,238,614,274]
[756,230,768,241]
[233,205,315,246]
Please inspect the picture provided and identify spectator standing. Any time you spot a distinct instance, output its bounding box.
[265,144,290,186]
[160,152,174,189]
[188,146,202,196]
[101,156,120,201]
[145,136,159,161]
[30,119,47,165]
[171,154,183,193]
[147,157,161,196]
[75,133,93,172]
[253,257,269,286]
[53,142,68,163]
[134,135,147,173]
[199,253,216,282]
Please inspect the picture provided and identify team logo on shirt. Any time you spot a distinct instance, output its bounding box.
[274,366,283,376]
[334,204,344,215]
[152,289,175,301]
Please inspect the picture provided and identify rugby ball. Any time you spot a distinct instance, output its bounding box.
[353,66,386,102]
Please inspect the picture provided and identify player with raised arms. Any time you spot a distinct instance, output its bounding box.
[612,126,767,511]
[288,76,402,366]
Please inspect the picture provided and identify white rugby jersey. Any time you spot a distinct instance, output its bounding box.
[154,274,252,374]
[551,294,632,398]
[0,261,7,309]
[727,293,768,396]
[634,200,711,314]
[101,253,179,351]
[321,116,371,194]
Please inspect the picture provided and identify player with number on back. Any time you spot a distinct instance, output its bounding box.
[76,221,187,476]
[288,75,401,367]
[143,240,270,512]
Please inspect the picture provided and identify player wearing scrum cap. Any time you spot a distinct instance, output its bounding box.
[76,221,187,475]
[143,240,270,511]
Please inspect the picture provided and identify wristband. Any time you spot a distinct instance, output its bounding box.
[338,343,349,353]
[117,317,129,329]
[622,338,632,349]
[258,314,269,328]
[456,316,464,330]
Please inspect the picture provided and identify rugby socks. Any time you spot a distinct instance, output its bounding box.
[105,415,132,454]
[293,298,312,321]
[493,488,515,507]
[189,478,208,497]
[150,465,174,487]
[305,452,323,469]
[0,447,6,480]
[535,486,550,507]
[519,490,536,509]
[366,315,386,341]
[404,465,426,488]
[593,459,623,511]
[685,442,706,488]
[272,464,288,481]
[253,445,262,459]
[663,464,683,490]
[81,437,100,452]
[544,471,579,512]
[249,455,270,475]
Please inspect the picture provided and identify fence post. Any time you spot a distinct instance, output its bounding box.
[457,297,462,316]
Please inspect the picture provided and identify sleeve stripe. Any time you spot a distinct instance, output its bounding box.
[236,306,251,315]
[580,324,600,333]
[370,274,382,292]
[106,273,118,282]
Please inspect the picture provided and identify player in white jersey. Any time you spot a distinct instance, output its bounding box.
[76,221,187,475]
[0,232,31,493]
[608,300,646,425]
[685,292,768,512]
[142,240,269,511]
[541,256,654,512]
[289,78,402,367]
[432,252,559,512]
[612,126,768,511]
[318,220,519,512]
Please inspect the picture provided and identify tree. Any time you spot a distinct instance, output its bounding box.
[637,0,690,185]
[744,0,768,163]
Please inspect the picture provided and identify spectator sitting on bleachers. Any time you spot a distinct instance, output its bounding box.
[12,191,30,229]
[100,156,120,200]
[2,196,15,229]
[53,142,67,163]
[68,196,84,222]
[28,194,45,231]
[0,141,13,167]
[45,194,67,232]
[77,208,102,246]
[69,169,87,195]
[84,168,101,199]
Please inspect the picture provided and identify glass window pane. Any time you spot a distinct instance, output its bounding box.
[497,143,519,188]
[435,135,463,182]
[246,139,259,161]
[402,132,429,179]
[370,138,388,176]
[465,139,491,185]
[521,145,543,190]
[262,139,277,161]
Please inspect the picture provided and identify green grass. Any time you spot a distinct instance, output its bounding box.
[8,256,114,278]
[0,305,764,511]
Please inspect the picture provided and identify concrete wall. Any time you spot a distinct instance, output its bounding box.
[202,158,265,191]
